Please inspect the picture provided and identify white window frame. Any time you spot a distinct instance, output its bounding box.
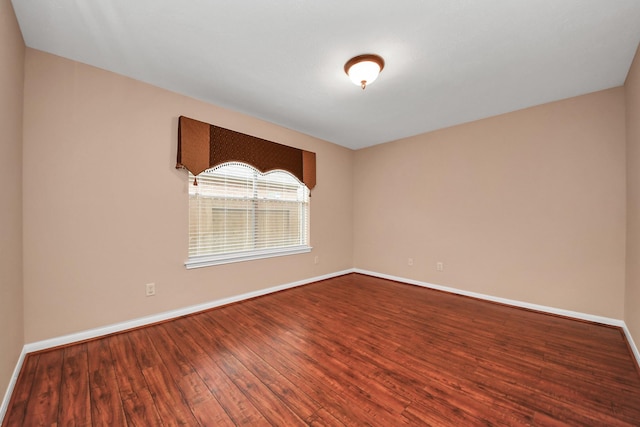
[185,163,311,269]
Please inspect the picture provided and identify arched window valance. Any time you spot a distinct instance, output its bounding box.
[176,116,316,190]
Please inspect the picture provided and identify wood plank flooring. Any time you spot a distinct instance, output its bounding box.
[4,273,640,426]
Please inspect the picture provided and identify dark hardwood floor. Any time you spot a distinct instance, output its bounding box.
[4,273,640,426]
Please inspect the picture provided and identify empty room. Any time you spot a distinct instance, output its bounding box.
[2,0,640,425]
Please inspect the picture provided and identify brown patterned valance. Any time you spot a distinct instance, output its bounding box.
[176,116,316,189]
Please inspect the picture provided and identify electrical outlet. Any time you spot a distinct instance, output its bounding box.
[436,262,444,272]
[145,282,156,296]
[408,258,414,266]
[314,256,319,265]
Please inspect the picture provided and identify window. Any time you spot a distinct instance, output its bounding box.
[186,162,310,268]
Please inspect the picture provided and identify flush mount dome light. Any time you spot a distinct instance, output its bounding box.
[344,54,385,90]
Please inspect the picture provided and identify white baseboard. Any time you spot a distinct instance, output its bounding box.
[19,267,640,361]
[353,268,640,369]
[354,269,625,325]
[622,324,640,369]
[0,347,27,424]
[24,269,353,354]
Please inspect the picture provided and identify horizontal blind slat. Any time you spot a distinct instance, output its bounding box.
[188,163,309,258]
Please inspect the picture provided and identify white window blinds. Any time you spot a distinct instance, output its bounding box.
[187,162,310,266]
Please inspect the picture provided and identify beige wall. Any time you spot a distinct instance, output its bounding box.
[14,37,639,348]
[22,49,353,342]
[626,44,640,346]
[354,88,627,318]
[0,0,24,406]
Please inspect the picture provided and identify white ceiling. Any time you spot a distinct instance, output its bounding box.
[11,0,640,150]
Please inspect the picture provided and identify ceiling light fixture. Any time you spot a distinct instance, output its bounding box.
[344,54,385,90]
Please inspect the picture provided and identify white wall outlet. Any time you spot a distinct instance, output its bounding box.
[408,258,414,266]
[145,282,156,296]
[436,262,444,271]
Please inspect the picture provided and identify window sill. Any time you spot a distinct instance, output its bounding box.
[185,245,312,269]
